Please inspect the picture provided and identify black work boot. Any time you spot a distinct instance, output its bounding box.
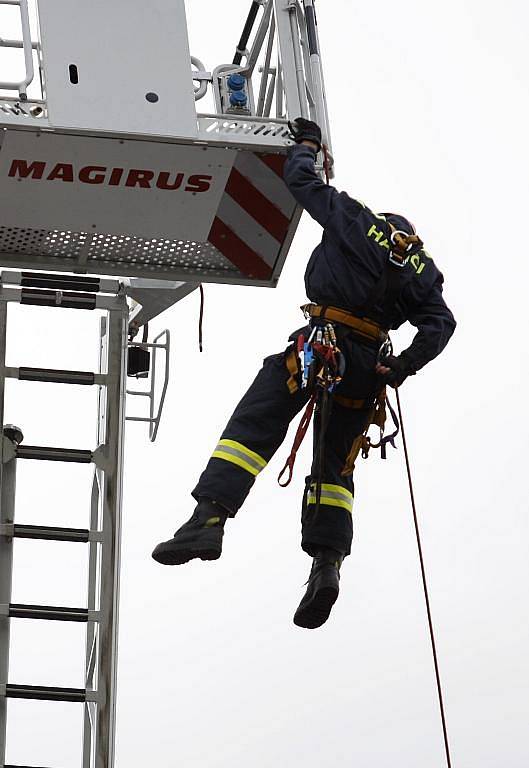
[152,498,229,566]
[293,548,343,629]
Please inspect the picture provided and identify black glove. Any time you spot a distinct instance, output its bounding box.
[288,117,322,152]
[378,354,416,389]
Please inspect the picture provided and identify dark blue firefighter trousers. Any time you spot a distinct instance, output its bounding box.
[193,325,380,557]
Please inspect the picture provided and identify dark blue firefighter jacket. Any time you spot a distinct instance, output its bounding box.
[283,144,456,372]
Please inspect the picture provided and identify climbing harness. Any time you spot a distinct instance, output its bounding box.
[280,323,402,487]
[302,303,388,345]
[279,323,401,496]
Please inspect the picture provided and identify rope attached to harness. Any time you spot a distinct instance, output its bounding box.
[396,388,453,768]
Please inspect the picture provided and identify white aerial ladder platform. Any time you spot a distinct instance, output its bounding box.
[0,1,333,766]
[0,0,332,287]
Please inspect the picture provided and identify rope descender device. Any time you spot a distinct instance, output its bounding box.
[278,323,344,487]
[300,323,345,392]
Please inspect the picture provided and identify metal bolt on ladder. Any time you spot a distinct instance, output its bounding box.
[0,271,130,768]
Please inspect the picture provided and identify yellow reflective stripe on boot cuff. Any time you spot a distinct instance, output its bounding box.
[212,439,267,477]
[307,483,353,514]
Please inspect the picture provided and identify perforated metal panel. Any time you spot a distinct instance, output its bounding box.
[0,127,300,286]
[87,233,238,277]
[198,116,292,144]
[0,226,243,282]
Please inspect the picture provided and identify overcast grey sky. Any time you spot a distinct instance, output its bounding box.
[2,1,528,766]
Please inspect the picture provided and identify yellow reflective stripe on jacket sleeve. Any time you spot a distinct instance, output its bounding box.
[307,483,353,514]
[212,439,267,477]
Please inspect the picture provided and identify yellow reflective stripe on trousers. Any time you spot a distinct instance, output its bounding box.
[212,439,267,477]
[307,483,353,514]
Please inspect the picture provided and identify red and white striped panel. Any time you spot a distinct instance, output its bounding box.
[208,152,298,280]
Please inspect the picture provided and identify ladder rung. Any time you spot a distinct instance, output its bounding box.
[18,367,96,386]
[9,603,89,622]
[16,445,93,463]
[20,289,97,310]
[6,684,86,703]
[20,271,101,292]
[2,270,120,294]
[12,524,90,542]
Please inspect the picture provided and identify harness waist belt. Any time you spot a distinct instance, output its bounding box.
[302,304,387,344]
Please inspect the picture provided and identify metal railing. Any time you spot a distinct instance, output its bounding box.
[126,330,171,442]
[192,0,333,168]
[0,0,332,170]
[0,0,35,99]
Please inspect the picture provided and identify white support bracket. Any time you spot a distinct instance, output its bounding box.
[126,331,170,443]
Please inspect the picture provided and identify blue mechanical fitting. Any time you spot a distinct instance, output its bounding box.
[227,73,246,91]
[229,90,248,107]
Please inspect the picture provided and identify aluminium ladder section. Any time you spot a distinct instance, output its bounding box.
[0,271,129,768]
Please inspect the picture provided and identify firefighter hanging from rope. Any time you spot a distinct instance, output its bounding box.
[153,118,456,629]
